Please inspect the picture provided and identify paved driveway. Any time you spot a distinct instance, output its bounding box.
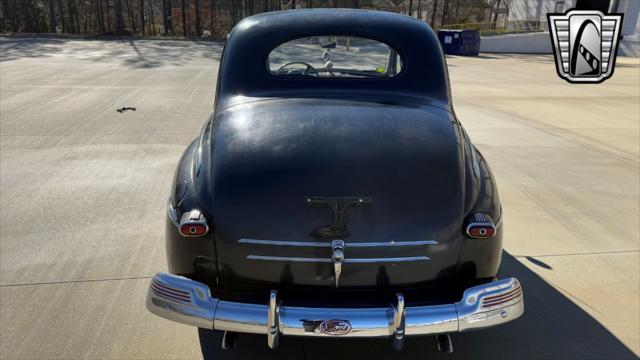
[1,38,638,359]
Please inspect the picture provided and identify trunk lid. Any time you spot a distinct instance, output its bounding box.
[210,98,465,289]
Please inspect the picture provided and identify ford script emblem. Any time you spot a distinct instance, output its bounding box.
[319,319,352,335]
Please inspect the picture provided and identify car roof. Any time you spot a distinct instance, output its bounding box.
[215,9,451,111]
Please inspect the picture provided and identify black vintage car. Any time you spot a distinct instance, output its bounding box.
[147,9,523,353]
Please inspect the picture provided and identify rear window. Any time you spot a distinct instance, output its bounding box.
[267,36,403,79]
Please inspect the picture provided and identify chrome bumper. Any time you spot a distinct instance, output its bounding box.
[147,273,523,348]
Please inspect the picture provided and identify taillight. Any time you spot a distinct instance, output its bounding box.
[465,212,496,239]
[179,209,209,237]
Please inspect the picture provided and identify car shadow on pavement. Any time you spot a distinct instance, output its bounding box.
[199,250,637,359]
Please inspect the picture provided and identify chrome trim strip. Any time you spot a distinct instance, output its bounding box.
[239,239,331,247]
[246,255,332,263]
[345,256,430,263]
[194,119,212,177]
[471,145,480,178]
[245,255,429,263]
[348,241,438,247]
[238,239,438,247]
[146,274,524,340]
[167,199,180,228]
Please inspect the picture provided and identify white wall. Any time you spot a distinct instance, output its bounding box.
[507,0,576,22]
[614,0,640,36]
[480,31,637,56]
[480,32,553,53]
[506,0,639,36]
[486,0,639,56]
[613,0,640,56]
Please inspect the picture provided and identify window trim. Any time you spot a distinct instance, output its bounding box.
[263,33,406,81]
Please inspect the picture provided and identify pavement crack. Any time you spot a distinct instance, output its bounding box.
[505,249,639,260]
[0,275,154,288]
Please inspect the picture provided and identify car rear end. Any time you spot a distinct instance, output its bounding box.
[146,9,523,352]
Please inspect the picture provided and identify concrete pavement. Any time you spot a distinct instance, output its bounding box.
[0,38,638,359]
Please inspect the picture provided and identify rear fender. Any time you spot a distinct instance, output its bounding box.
[166,119,218,285]
[459,143,503,281]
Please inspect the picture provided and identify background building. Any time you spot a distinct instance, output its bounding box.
[480,0,639,55]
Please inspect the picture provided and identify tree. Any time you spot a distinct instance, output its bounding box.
[1,0,498,37]
[83,0,91,32]
[95,0,105,32]
[115,0,124,33]
[210,0,216,34]
[147,0,155,34]
[56,0,65,31]
[194,0,200,36]
[124,0,137,32]
[431,0,438,28]
[167,0,172,33]
[20,0,33,31]
[441,0,448,26]
[491,0,501,29]
[163,0,172,34]
[139,0,144,34]
[72,0,79,31]
[162,0,168,33]
[48,0,56,32]
[67,0,77,32]
[180,0,186,36]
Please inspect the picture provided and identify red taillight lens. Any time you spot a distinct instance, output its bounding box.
[180,223,208,236]
[179,209,209,237]
[468,225,495,238]
[466,212,496,239]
